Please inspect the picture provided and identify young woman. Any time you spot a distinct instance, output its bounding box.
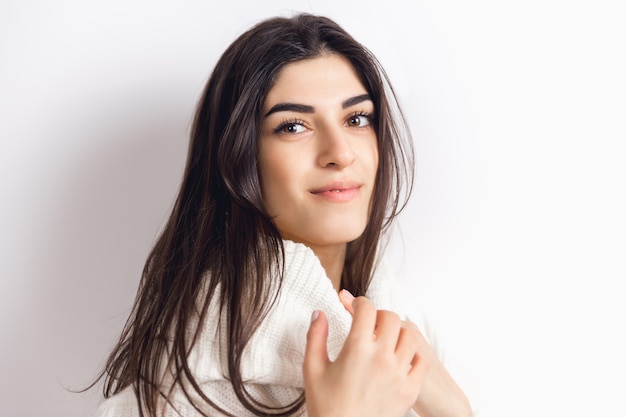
[92,13,472,417]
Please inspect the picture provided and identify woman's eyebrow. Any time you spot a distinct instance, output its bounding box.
[264,103,314,117]
[264,94,372,117]
[342,94,372,109]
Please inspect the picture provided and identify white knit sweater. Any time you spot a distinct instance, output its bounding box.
[94,240,419,417]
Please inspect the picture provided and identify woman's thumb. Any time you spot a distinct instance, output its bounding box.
[303,310,330,380]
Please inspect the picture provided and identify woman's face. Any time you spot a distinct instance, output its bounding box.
[258,54,378,252]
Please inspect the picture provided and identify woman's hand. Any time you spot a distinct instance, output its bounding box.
[303,295,429,417]
[338,290,473,417]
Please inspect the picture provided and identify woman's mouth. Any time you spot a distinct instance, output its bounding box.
[310,182,362,202]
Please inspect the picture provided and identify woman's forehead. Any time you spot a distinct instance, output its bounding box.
[263,55,369,111]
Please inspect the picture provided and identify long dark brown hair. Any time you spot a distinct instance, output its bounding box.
[95,13,414,417]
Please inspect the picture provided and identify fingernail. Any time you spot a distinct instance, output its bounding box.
[340,289,354,302]
[310,310,319,322]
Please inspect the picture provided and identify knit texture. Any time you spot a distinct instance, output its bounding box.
[94,240,418,417]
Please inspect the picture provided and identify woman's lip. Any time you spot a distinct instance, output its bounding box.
[309,181,362,194]
[310,182,362,202]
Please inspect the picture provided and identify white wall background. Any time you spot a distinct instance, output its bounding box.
[1,1,625,416]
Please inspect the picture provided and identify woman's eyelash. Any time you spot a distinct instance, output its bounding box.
[272,110,375,134]
[348,111,375,126]
[352,111,373,118]
[273,118,306,134]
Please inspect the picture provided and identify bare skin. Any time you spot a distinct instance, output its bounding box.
[258,55,378,291]
[335,290,473,417]
[304,296,430,417]
[402,319,473,417]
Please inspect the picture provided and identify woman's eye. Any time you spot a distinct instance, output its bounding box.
[276,121,306,134]
[347,113,371,127]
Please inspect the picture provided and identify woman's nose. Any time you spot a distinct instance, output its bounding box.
[317,125,356,168]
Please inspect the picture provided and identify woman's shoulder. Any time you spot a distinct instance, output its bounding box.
[94,387,139,417]
[366,253,406,314]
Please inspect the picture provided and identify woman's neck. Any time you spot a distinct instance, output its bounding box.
[308,243,346,291]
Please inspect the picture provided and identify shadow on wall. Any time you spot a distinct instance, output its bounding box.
[5,86,191,417]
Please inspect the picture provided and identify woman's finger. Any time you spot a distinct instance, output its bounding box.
[303,310,330,381]
[346,296,377,343]
[374,310,402,350]
[395,326,419,371]
[339,289,355,315]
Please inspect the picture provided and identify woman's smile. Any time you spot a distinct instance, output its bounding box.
[309,181,363,202]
